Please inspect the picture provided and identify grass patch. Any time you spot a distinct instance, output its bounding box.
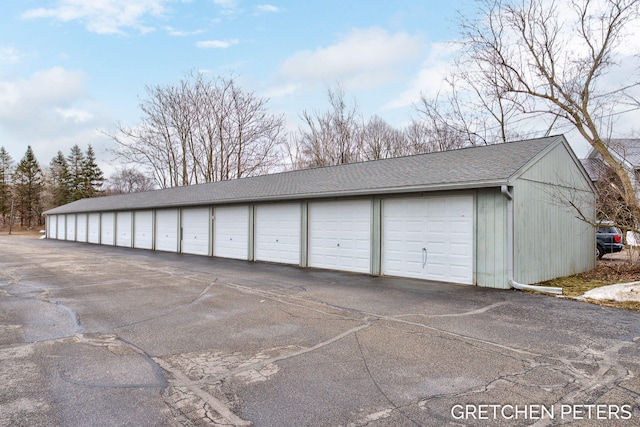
[538,266,640,312]
[540,275,613,298]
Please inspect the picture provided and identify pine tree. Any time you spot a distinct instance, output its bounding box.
[13,146,43,228]
[67,144,85,201]
[0,147,14,228]
[81,145,104,198]
[49,151,72,207]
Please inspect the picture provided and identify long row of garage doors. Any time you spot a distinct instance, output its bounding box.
[47,195,474,285]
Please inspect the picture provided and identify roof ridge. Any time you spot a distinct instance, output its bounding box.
[44,135,562,215]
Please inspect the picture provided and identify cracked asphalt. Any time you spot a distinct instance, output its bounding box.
[1,235,639,427]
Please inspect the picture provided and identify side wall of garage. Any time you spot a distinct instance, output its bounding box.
[513,143,596,284]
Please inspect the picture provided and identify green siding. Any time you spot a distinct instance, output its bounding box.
[476,189,509,289]
[513,143,596,284]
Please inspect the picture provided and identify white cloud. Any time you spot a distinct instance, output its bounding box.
[277,27,424,92]
[213,0,237,6]
[262,83,300,99]
[165,26,204,37]
[56,107,94,123]
[22,0,168,35]
[256,4,280,13]
[384,41,459,111]
[0,67,87,120]
[212,0,241,17]
[196,39,239,49]
[0,67,113,166]
[0,47,21,66]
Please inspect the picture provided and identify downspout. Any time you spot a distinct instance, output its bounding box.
[501,185,562,295]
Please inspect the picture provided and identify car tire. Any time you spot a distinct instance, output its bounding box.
[597,246,605,259]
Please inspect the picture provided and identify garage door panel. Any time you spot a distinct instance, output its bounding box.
[308,200,371,274]
[57,216,66,240]
[383,195,473,284]
[255,203,300,265]
[214,206,249,260]
[156,209,179,252]
[66,215,76,241]
[134,211,154,249]
[76,214,87,242]
[48,215,57,239]
[101,213,115,246]
[88,213,100,243]
[116,212,132,247]
[181,207,210,255]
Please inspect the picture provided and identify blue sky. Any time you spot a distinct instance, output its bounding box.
[6,0,638,179]
[0,0,472,176]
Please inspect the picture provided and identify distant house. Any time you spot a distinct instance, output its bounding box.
[44,135,595,290]
[584,138,640,199]
[583,138,640,245]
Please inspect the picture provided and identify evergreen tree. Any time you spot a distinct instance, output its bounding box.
[49,151,72,206]
[13,146,43,227]
[81,145,104,198]
[0,147,14,228]
[67,144,85,201]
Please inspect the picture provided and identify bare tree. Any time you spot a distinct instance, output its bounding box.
[296,84,362,168]
[454,0,640,228]
[106,167,155,195]
[403,112,470,154]
[108,72,285,188]
[415,74,525,147]
[361,115,410,160]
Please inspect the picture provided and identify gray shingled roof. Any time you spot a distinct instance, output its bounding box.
[580,158,608,182]
[607,138,640,168]
[45,135,563,215]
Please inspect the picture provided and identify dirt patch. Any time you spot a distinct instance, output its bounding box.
[0,227,44,238]
[579,261,640,283]
[540,249,640,311]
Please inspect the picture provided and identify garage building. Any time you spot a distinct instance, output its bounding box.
[44,135,596,290]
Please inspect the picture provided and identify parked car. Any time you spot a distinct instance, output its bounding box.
[596,222,624,259]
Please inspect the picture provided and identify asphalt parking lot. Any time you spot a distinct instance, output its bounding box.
[1,236,639,426]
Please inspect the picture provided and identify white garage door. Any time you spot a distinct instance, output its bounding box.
[116,212,132,247]
[255,203,301,265]
[383,195,473,284]
[66,214,76,241]
[101,212,115,246]
[308,200,371,274]
[214,205,249,260]
[88,213,100,244]
[48,215,58,239]
[57,215,66,240]
[134,211,154,250]
[156,209,179,252]
[76,214,87,242]
[181,207,210,255]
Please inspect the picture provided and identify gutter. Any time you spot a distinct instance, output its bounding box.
[501,185,563,295]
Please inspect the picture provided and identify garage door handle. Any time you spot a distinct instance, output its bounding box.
[422,247,427,269]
